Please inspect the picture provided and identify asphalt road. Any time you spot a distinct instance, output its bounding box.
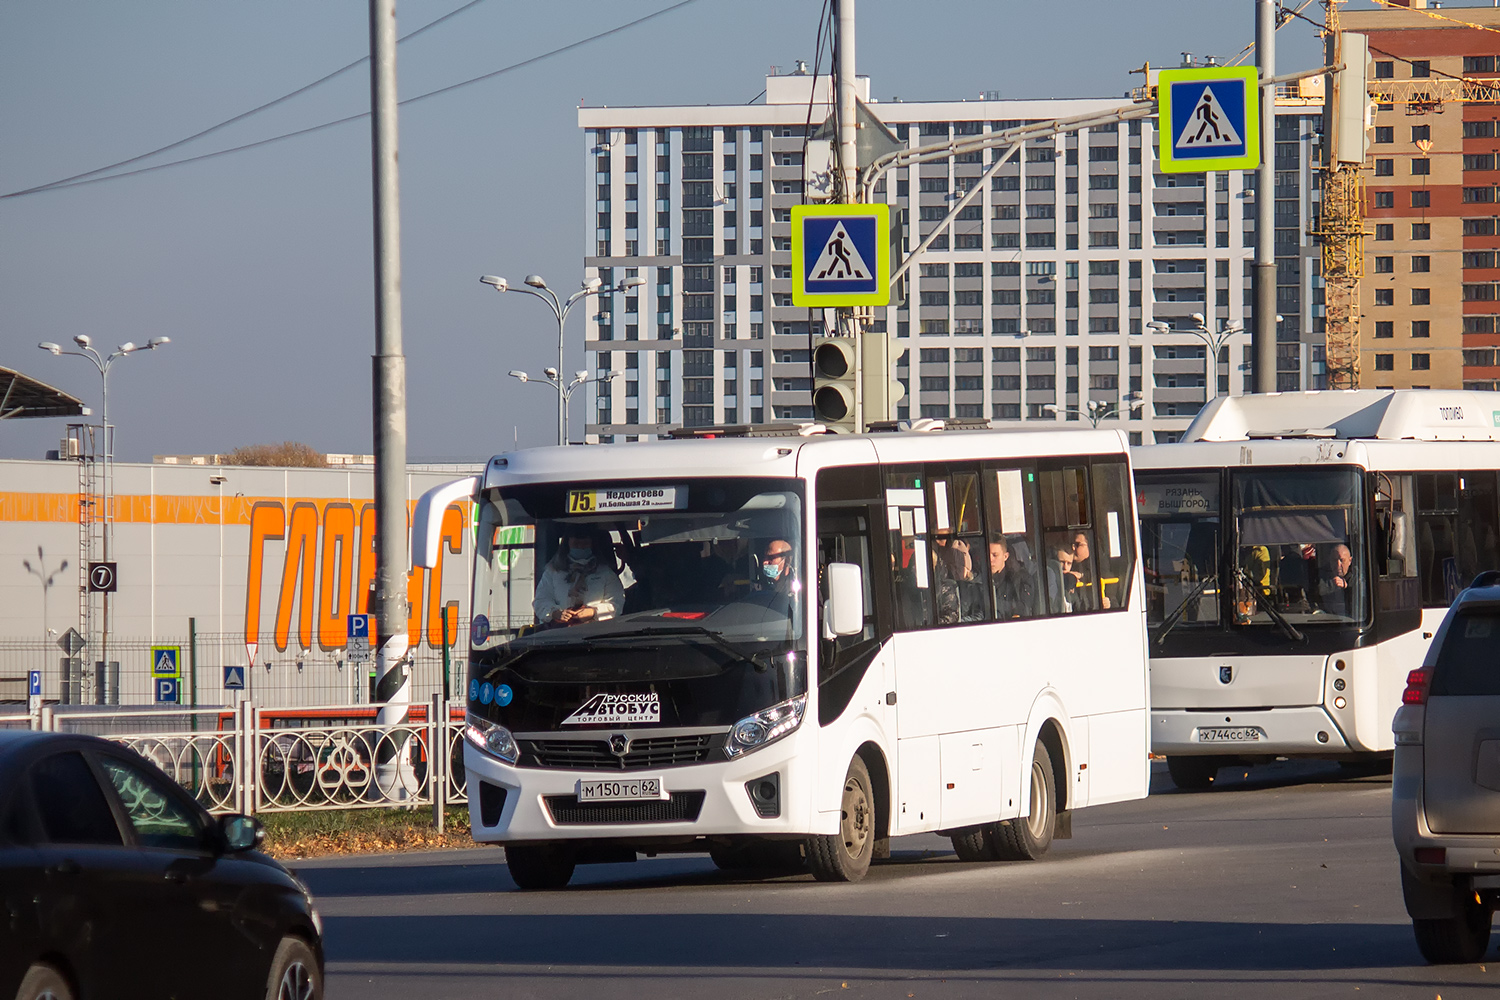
[296,761,1500,999]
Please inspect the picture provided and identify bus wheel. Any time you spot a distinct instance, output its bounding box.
[806,756,875,882]
[950,826,998,862]
[505,843,576,890]
[992,741,1057,862]
[1167,755,1221,791]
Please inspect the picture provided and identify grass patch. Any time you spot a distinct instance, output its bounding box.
[259,806,476,860]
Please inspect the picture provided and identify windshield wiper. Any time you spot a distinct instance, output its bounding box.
[1153,575,1214,648]
[1235,569,1306,643]
[592,625,764,663]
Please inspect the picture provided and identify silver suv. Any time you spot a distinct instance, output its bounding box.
[1392,573,1500,963]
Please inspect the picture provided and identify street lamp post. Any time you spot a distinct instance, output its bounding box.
[508,369,622,445]
[38,335,170,673]
[22,547,68,643]
[1149,314,1243,401]
[481,273,645,445]
[1043,392,1145,428]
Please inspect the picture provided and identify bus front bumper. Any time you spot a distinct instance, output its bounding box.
[462,737,819,844]
[1152,706,1348,756]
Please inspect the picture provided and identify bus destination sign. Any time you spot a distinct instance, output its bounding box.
[567,486,687,514]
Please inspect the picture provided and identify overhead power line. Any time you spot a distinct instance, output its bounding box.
[1,0,706,201]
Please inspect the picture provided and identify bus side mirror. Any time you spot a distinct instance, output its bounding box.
[412,476,480,569]
[824,562,864,637]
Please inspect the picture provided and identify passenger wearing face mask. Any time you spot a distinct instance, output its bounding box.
[534,529,625,626]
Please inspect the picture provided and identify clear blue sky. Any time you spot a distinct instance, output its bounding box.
[0,0,1331,462]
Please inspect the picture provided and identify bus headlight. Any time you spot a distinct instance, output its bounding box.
[726,695,806,758]
[465,713,519,764]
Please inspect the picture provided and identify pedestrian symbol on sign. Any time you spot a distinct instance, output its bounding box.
[150,646,181,679]
[1178,86,1243,150]
[811,223,869,281]
[790,203,890,307]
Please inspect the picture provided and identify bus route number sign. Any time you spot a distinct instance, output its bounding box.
[567,486,686,514]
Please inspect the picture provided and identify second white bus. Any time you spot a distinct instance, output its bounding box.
[414,422,1150,887]
[1135,389,1500,789]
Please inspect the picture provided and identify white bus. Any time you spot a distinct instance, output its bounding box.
[412,423,1150,888]
[1134,389,1500,789]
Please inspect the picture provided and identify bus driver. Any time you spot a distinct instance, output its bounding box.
[534,529,625,626]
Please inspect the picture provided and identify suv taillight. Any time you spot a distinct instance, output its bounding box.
[1402,668,1431,705]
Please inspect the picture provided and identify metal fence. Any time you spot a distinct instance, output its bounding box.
[20,697,468,819]
[0,622,471,709]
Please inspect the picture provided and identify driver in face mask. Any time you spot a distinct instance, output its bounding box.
[759,539,794,593]
[534,529,626,626]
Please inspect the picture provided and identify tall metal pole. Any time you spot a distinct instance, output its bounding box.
[556,308,567,445]
[370,0,412,796]
[1253,0,1278,393]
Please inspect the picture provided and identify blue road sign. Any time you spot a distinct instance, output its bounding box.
[348,614,370,640]
[155,677,179,704]
[223,665,245,690]
[150,646,180,679]
[791,204,891,306]
[28,671,41,697]
[1157,66,1259,173]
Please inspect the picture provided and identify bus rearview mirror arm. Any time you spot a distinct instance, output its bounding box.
[412,476,481,570]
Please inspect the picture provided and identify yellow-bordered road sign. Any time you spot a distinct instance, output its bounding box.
[791,203,890,307]
[1157,65,1260,173]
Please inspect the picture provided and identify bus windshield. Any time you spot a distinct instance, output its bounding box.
[470,477,806,684]
[1138,472,1221,629]
[1233,467,1366,626]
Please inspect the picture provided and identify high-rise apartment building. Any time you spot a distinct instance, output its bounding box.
[1342,3,1500,391]
[578,68,1327,443]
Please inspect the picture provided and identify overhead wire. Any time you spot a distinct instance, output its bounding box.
[4,0,491,200]
[1,0,707,201]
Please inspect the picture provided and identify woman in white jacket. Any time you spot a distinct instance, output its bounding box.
[533,530,625,627]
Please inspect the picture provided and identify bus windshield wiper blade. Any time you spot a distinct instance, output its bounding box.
[1153,575,1213,647]
[592,625,761,663]
[1235,569,1306,643]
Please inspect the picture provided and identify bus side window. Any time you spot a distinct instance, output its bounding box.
[1089,457,1136,612]
[885,466,932,630]
[981,464,1041,620]
[926,468,987,625]
[1037,466,1092,617]
[1415,472,1500,606]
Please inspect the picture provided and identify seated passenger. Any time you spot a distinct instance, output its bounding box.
[1045,540,1077,615]
[988,533,1035,619]
[1069,530,1110,611]
[533,530,625,626]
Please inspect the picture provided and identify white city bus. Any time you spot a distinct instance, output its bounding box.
[1134,389,1500,789]
[413,422,1150,888]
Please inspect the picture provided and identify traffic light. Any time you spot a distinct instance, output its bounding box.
[812,336,858,432]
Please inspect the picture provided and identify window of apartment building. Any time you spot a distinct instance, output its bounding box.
[1465,120,1496,138]
[1465,218,1498,236]
[1466,56,1497,73]
[1411,60,1431,78]
[1373,191,1395,209]
[1375,354,1395,371]
[1374,159,1394,176]
[1413,255,1431,272]
[1374,256,1394,274]
[1413,223,1431,240]
[1413,353,1431,371]
[1374,288,1394,306]
[1412,124,1431,143]
[1374,126,1393,144]
[1412,288,1431,305]
[1375,321,1394,339]
[1464,187,1496,203]
[1413,320,1431,338]
[1412,158,1431,176]
[1466,153,1496,171]
[1375,61,1394,79]
[1378,225,1394,243]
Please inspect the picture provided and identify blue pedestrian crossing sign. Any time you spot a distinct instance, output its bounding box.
[155,677,179,704]
[150,645,181,679]
[791,203,890,307]
[1157,65,1259,173]
[223,665,245,690]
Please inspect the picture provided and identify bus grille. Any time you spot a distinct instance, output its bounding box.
[519,734,719,771]
[544,790,706,825]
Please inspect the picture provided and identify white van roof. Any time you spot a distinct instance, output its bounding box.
[1179,390,1500,443]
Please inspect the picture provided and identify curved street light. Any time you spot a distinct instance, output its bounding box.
[507,369,623,445]
[1043,392,1145,428]
[481,272,646,445]
[1148,314,1243,401]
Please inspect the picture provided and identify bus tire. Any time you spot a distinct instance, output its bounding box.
[1412,902,1493,964]
[806,756,875,882]
[992,741,1057,862]
[1167,755,1221,791]
[950,826,998,862]
[505,843,576,890]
